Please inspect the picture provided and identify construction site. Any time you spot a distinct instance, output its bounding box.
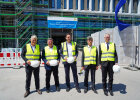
[0,0,140,49]
[0,0,140,99]
[0,0,140,67]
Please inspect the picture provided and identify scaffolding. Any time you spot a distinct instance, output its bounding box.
[0,0,50,49]
[0,0,140,50]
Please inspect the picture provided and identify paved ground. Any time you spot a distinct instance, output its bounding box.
[0,63,140,100]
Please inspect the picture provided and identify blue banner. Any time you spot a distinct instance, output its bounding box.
[115,0,130,31]
[47,17,78,29]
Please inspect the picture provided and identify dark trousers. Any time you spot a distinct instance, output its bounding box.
[84,65,96,88]
[64,62,79,88]
[101,61,114,90]
[25,65,40,91]
[46,66,59,89]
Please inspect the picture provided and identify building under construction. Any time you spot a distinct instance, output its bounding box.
[0,0,140,50]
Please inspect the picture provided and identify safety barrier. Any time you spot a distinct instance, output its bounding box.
[0,48,47,68]
[0,52,25,68]
[0,48,24,68]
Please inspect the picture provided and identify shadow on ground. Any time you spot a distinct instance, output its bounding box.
[38,82,127,94]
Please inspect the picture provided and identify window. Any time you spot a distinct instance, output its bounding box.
[69,0,73,9]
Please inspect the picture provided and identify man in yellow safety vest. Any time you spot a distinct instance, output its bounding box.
[99,33,118,96]
[81,36,98,93]
[21,35,42,98]
[60,33,81,93]
[42,38,60,93]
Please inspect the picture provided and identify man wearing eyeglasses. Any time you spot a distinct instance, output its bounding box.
[99,33,118,96]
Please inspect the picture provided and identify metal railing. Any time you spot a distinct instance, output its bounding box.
[16,0,32,48]
[18,31,31,48]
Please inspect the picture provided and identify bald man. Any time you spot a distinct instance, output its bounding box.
[99,33,118,96]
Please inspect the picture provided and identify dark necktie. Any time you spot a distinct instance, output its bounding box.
[107,43,109,50]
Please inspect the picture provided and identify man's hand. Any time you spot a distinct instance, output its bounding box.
[27,60,31,65]
[64,57,67,61]
[81,66,85,70]
[96,66,98,70]
[74,56,77,60]
[57,61,60,64]
[46,61,50,66]
[99,64,101,69]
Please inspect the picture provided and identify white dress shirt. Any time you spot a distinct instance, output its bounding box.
[105,42,110,49]
[87,45,92,53]
[48,46,53,52]
[67,42,73,57]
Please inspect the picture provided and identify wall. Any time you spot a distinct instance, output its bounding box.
[91,25,140,67]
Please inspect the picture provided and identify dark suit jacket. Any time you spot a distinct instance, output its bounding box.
[99,43,118,67]
[60,41,78,64]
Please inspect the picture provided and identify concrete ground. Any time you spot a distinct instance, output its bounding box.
[0,64,140,100]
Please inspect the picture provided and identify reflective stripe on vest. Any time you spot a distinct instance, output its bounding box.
[101,42,115,61]
[84,46,96,65]
[25,44,40,61]
[45,45,58,61]
[61,41,76,62]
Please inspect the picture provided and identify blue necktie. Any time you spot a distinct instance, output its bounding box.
[107,43,109,50]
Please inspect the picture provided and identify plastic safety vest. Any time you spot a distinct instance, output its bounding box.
[25,44,40,61]
[61,41,76,62]
[101,42,115,61]
[45,45,58,61]
[84,46,96,65]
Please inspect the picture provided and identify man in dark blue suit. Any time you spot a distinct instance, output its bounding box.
[42,38,60,93]
[99,33,118,96]
[60,33,81,93]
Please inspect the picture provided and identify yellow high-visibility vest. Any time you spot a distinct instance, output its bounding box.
[101,42,115,61]
[61,41,76,62]
[45,45,58,61]
[25,44,40,61]
[84,46,96,65]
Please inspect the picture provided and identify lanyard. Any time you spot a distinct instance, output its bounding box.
[30,43,36,53]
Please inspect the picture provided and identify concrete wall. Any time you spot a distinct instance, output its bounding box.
[91,25,140,67]
[138,25,140,66]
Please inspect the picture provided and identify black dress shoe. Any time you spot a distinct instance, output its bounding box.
[66,87,70,92]
[56,86,60,92]
[37,89,42,94]
[84,87,88,93]
[109,90,114,96]
[91,88,98,94]
[24,91,30,98]
[46,88,50,93]
[76,88,81,93]
[103,90,108,96]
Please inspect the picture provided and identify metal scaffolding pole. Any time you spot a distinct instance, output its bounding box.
[138,0,140,14]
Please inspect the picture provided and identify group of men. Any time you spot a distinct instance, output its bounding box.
[21,33,118,98]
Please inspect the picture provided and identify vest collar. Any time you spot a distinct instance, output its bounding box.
[105,42,110,44]
[30,43,36,47]
[87,45,92,48]
[66,41,72,45]
[48,45,53,49]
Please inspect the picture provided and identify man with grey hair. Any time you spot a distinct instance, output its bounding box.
[99,33,118,96]
[81,36,98,93]
[21,35,42,98]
